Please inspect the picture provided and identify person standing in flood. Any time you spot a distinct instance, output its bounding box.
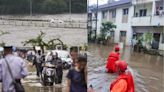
[110,60,135,92]
[54,52,63,84]
[106,45,120,73]
[33,50,44,77]
[0,46,28,92]
[66,54,87,92]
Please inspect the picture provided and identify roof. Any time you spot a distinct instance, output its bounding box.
[90,0,132,12]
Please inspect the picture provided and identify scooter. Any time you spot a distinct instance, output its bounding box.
[41,62,56,86]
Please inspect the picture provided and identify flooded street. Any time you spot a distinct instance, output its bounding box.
[0,63,68,92]
[0,14,87,47]
[0,14,87,92]
[88,43,163,92]
[23,65,68,92]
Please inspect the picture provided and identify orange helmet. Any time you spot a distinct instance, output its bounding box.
[115,60,128,72]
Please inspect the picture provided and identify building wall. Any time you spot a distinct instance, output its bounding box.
[108,10,116,23]
[95,5,134,45]
[91,0,164,50]
[114,6,134,45]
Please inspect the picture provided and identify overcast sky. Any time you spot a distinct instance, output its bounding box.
[88,0,120,6]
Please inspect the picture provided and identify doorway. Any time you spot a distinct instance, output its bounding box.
[152,33,160,49]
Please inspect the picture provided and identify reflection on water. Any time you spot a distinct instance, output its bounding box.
[88,43,163,92]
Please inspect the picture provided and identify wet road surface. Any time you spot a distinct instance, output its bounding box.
[23,65,68,92]
[88,43,163,92]
[0,63,68,92]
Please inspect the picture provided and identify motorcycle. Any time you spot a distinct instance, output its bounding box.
[41,62,56,86]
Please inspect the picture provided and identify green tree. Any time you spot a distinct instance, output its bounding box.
[0,0,29,14]
[22,31,47,53]
[41,0,67,14]
[100,21,116,41]
[144,32,153,48]
[0,0,86,14]
[71,0,87,13]
[22,31,65,53]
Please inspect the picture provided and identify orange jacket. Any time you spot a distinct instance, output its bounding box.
[110,71,135,92]
[106,51,119,73]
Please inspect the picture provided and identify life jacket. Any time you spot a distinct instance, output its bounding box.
[110,71,135,92]
[106,51,119,73]
[116,52,120,58]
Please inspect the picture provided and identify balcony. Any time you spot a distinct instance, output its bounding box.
[131,15,164,26]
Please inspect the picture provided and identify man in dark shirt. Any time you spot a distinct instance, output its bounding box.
[33,50,44,77]
[54,52,63,84]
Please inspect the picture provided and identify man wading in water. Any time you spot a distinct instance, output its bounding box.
[110,60,135,92]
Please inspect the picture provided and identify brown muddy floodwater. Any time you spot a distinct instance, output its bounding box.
[88,43,163,92]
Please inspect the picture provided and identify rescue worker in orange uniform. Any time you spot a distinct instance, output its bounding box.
[106,45,120,73]
[110,60,135,92]
[114,45,120,57]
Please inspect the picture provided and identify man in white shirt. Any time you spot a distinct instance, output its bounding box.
[0,46,28,92]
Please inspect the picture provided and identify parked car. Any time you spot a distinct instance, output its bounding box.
[50,19,64,24]
[45,50,73,69]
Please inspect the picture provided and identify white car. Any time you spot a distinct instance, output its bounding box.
[45,50,73,65]
[50,19,64,24]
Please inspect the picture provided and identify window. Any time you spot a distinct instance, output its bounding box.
[135,12,138,17]
[120,31,126,37]
[139,9,147,16]
[102,12,105,19]
[123,8,129,15]
[110,31,115,37]
[122,8,129,23]
[120,31,127,43]
[102,11,107,19]
[159,6,163,10]
[112,10,116,18]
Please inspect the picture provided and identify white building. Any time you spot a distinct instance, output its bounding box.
[89,0,164,50]
[132,0,164,50]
